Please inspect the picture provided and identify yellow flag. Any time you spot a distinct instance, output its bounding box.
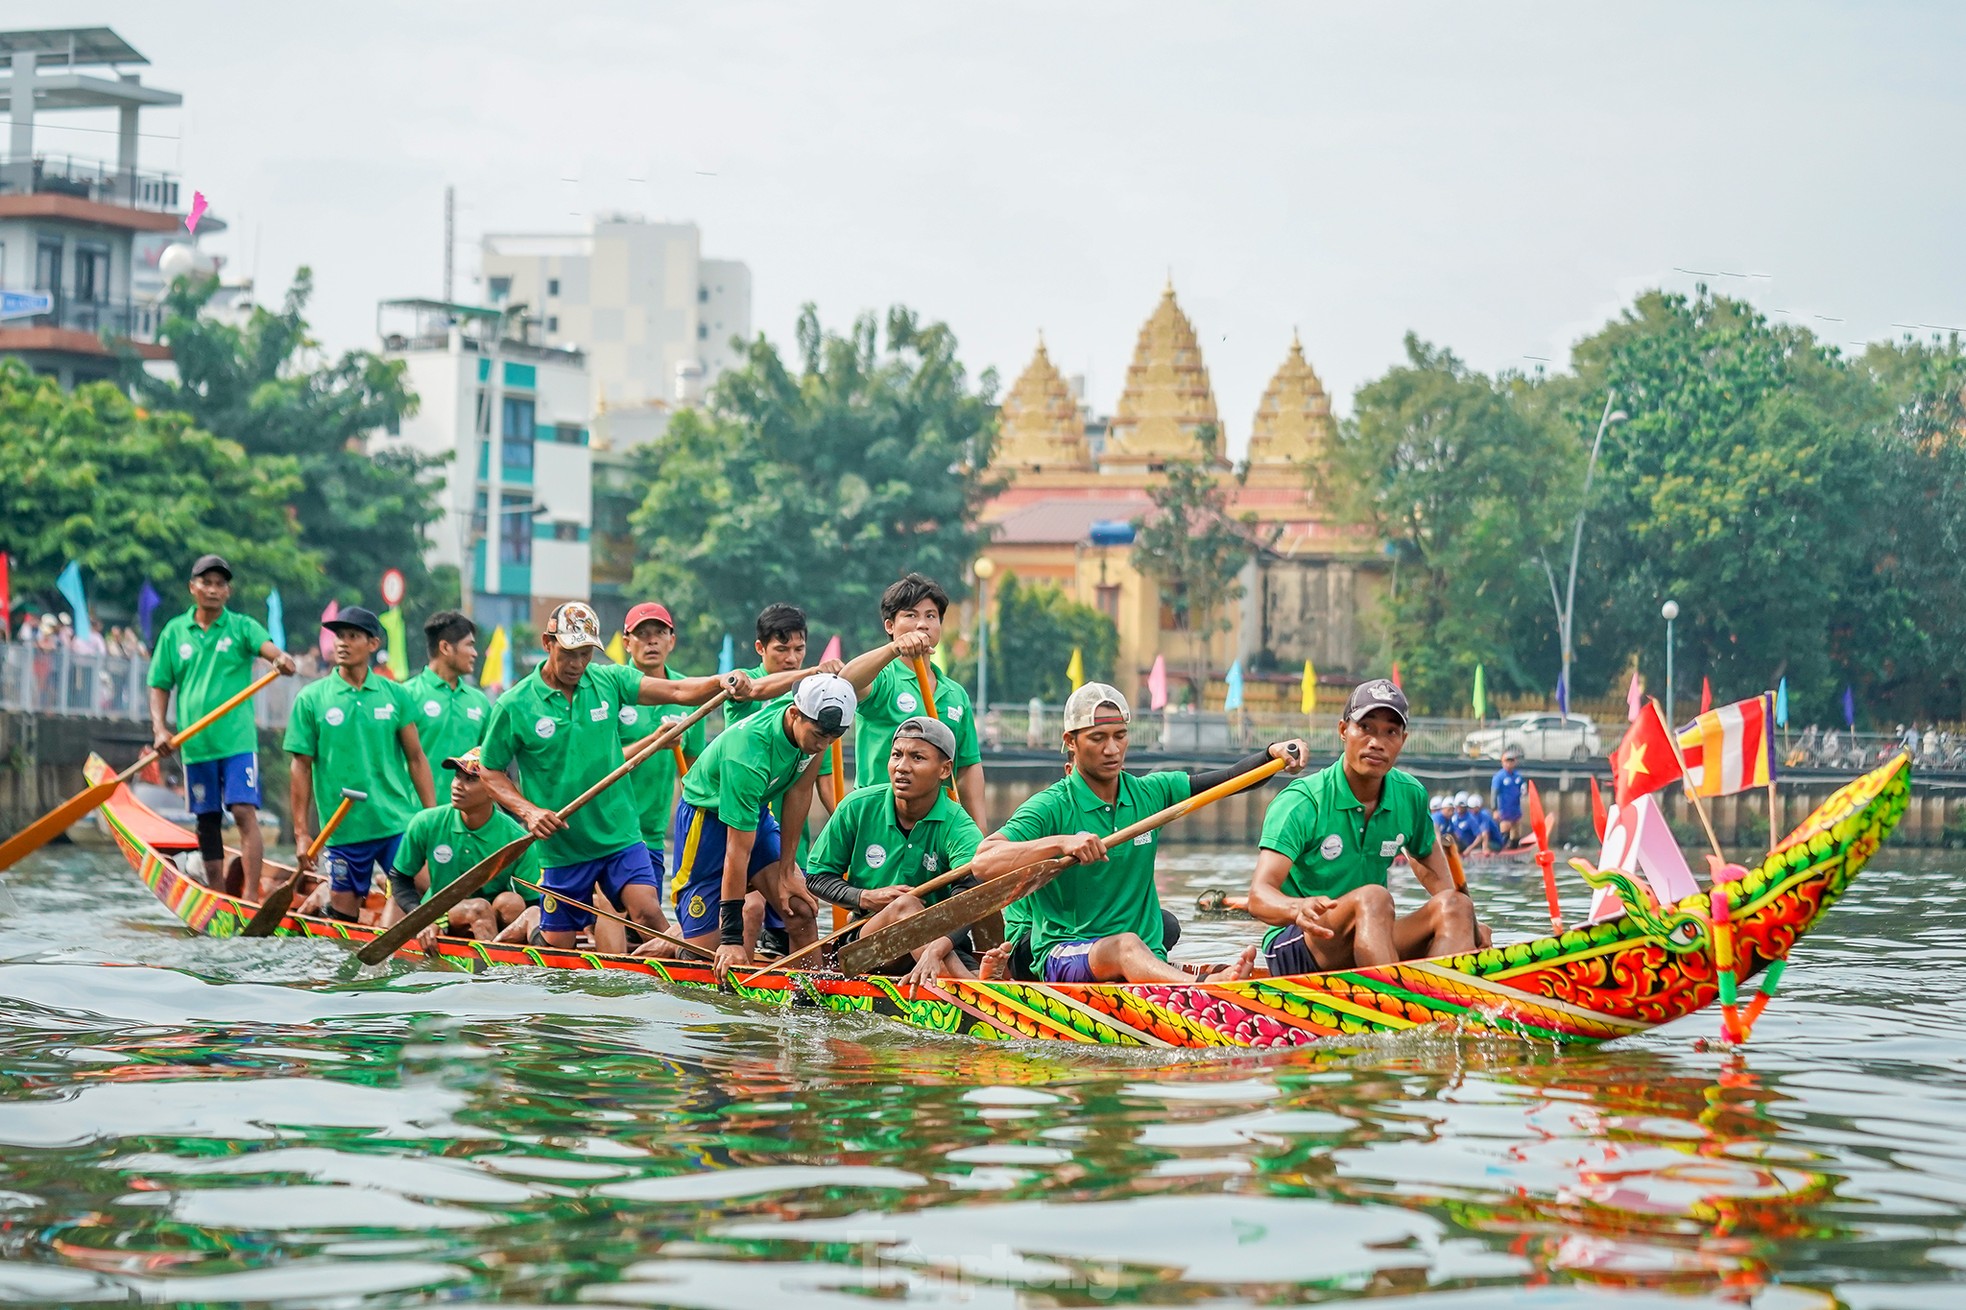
[931,640,947,673]
[481,624,510,689]
[605,631,627,664]
[1066,646,1084,691]
[1300,659,1317,715]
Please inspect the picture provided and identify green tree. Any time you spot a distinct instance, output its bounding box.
[987,572,1119,702]
[1333,336,1579,714]
[0,362,319,623]
[121,270,445,621]
[1130,432,1258,695]
[630,305,1000,650]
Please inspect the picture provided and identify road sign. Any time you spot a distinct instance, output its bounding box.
[380,568,406,608]
[0,291,53,321]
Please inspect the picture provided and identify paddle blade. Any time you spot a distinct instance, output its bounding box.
[1525,780,1551,849]
[356,834,531,964]
[240,872,305,938]
[838,857,1066,977]
[0,781,117,870]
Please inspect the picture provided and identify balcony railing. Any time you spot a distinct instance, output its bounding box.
[0,646,309,728]
[0,154,181,212]
[6,292,162,344]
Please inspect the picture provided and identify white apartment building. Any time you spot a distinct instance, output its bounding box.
[481,216,750,448]
[375,299,593,635]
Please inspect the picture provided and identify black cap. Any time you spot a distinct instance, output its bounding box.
[190,554,233,581]
[323,605,383,639]
[1342,678,1409,727]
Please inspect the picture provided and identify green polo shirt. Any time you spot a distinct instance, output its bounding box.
[996,768,1190,971]
[808,784,981,902]
[481,662,647,867]
[147,608,274,765]
[1257,761,1436,952]
[723,664,770,727]
[282,670,423,844]
[852,661,981,790]
[681,694,815,831]
[617,666,708,851]
[392,803,542,903]
[404,667,492,768]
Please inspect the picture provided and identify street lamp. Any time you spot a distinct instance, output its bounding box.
[1661,599,1680,726]
[972,556,996,714]
[1557,394,1628,712]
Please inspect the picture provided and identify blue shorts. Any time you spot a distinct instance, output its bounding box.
[326,835,403,899]
[185,752,260,816]
[671,799,782,937]
[1042,939,1099,984]
[540,843,663,934]
[1263,923,1317,976]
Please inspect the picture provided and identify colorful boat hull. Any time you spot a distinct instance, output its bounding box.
[86,753,1909,1049]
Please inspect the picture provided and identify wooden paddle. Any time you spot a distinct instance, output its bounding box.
[241,787,363,937]
[739,855,980,985]
[1442,830,1469,893]
[909,654,961,802]
[357,691,728,964]
[838,757,1288,977]
[0,666,284,870]
[503,872,718,962]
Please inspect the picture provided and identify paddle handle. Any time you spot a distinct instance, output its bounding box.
[122,665,284,784]
[828,739,845,808]
[505,872,717,961]
[740,848,989,983]
[559,690,729,823]
[908,655,959,802]
[305,792,360,861]
[1442,831,1469,893]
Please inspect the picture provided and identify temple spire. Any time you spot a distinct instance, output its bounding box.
[1102,283,1223,467]
[994,336,1090,471]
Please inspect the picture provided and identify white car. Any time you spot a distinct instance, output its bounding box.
[1463,712,1602,761]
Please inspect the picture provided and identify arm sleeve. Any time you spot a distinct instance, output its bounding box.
[1185,749,1274,794]
[281,686,317,755]
[803,796,860,908]
[949,683,982,769]
[717,757,765,832]
[682,711,707,759]
[945,812,983,869]
[479,699,516,772]
[1408,786,1438,859]
[804,870,862,910]
[1258,786,1312,856]
[1144,769,1195,809]
[243,616,273,652]
[391,813,430,877]
[146,631,177,689]
[995,791,1057,844]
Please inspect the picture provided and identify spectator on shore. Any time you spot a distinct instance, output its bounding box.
[73,618,107,658]
[1490,749,1527,843]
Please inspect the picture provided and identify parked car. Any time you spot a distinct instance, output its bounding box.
[1463,712,1602,761]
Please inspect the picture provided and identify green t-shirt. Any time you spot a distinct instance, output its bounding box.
[723,663,770,727]
[617,667,708,851]
[391,802,542,903]
[404,667,492,769]
[681,694,815,831]
[996,768,1190,972]
[147,607,274,765]
[807,784,981,903]
[1256,761,1437,952]
[852,661,981,790]
[480,663,648,867]
[281,670,424,844]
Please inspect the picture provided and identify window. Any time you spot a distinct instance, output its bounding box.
[553,521,582,542]
[74,245,110,303]
[1159,584,1190,632]
[35,239,62,292]
[499,493,533,565]
[502,396,535,468]
[554,424,585,445]
[1096,585,1121,621]
[473,389,491,436]
[697,286,708,303]
[547,278,560,297]
[488,276,512,303]
[546,315,558,333]
[472,491,488,543]
[697,323,708,340]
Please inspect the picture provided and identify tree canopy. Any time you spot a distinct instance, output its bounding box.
[1130,434,1258,691]
[985,572,1119,703]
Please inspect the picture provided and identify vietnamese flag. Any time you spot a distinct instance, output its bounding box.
[1610,700,1684,807]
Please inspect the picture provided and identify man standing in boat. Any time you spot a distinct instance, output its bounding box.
[1245,680,1483,973]
[404,611,491,770]
[968,683,1309,985]
[147,554,296,899]
[1490,748,1527,846]
[476,603,752,951]
[612,601,707,953]
[286,606,437,923]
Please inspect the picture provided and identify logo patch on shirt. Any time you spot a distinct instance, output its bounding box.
[896,691,919,714]
[1379,837,1405,858]
[178,643,194,660]
[216,638,233,652]
[374,704,395,720]
[865,844,888,869]
[324,707,345,727]
[619,706,639,726]
[1133,833,1152,846]
[948,705,964,721]
[922,853,940,873]
[423,700,442,717]
[591,705,610,722]
[433,843,453,865]
[1320,834,1344,861]
[535,716,556,739]
[466,707,483,721]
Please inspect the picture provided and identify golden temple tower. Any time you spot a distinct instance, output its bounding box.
[1247,332,1336,482]
[1102,282,1225,468]
[994,336,1091,472]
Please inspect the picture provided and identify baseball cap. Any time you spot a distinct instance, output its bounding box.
[323,605,383,639]
[545,601,604,651]
[442,745,484,773]
[1062,682,1131,733]
[1342,678,1409,727]
[894,714,957,760]
[190,553,233,581]
[793,673,856,734]
[624,601,675,634]
[1429,795,1444,812]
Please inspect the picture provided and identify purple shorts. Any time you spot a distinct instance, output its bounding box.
[540,843,662,934]
[1041,939,1099,984]
[1263,923,1318,976]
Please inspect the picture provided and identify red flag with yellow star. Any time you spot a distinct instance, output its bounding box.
[1610,700,1683,807]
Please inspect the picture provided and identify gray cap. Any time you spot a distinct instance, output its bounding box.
[190,553,232,581]
[893,714,956,759]
[1342,678,1409,727]
[793,672,856,734]
[1062,682,1131,733]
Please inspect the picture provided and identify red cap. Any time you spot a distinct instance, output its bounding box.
[624,602,675,634]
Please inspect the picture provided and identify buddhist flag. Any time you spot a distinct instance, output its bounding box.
[1147,654,1168,710]
[1066,646,1084,692]
[379,606,408,679]
[1472,663,1487,719]
[1610,700,1684,807]
[605,631,626,664]
[1676,693,1775,798]
[1300,659,1317,715]
[481,624,511,690]
[1224,660,1244,711]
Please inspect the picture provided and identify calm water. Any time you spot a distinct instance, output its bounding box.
[0,834,1961,1309]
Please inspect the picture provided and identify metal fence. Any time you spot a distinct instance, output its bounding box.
[0,646,308,728]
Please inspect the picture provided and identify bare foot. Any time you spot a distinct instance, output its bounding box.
[1202,945,1258,983]
[976,942,1014,980]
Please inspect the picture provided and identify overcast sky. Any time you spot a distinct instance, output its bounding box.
[20,2,1966,452]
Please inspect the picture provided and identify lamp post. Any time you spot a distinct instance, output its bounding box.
[1661,599,1679,726]
[1559,393,1628,711]
[972,556,996,715]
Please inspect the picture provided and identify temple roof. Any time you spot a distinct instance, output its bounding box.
[1248,332,1335,468]
[1102,283,1223,467]
[994,336,1091,471]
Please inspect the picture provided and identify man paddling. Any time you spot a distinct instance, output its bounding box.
[285,606,436,922]
[805,716,987,984]
[146,554,296,897]
[613,601,707,952]
[404,611,491,769]
[476,602,752,950]
[969,683,1308,984]
[1246,680,1483,973]
[388,746,541,945]
[851,575,987,829]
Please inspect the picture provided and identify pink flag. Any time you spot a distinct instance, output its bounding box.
[820,634,842,664]
[319,600,338,661]
[1626,670,1644,722]
[1147,654,1168,710]
[185,191,209,234]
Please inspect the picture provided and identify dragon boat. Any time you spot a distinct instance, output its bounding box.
[87,752,1909,1050]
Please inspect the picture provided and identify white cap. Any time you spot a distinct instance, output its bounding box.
[793,673,856,734]
[1429,795,1444,811]
[1063,682,1131,733]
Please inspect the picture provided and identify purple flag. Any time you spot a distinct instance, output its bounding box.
[1842,684,1855,730]
[1556,672,1569,716]
[136,581,161,643]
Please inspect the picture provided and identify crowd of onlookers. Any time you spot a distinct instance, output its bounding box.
[2,611,153,713]
[3,611,149,658]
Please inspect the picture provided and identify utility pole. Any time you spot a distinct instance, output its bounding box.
[443,185,455,303]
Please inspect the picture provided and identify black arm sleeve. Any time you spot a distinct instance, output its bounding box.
[1186,748,1275,794]
[804,870,863,912]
